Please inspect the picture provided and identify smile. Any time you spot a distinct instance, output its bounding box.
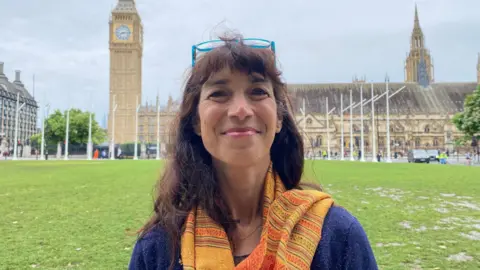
[222,127,260,137]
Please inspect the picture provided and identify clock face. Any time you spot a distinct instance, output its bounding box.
[115,25,131,41]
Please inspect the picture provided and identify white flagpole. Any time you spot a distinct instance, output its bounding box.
[302,97,306,138]
[340,93,344,161]
[13,93,25,160]
[371,82,377,162]
[302,98,306,158]
[385,76,392,163]
[326,97,331,160]
[349,89,354,161]
[40,96,47,160]
[360,84,365,162]
[134,95,140,160]
[87,92,93,160]
[64,108,70,160]
[110,95,117,160]
[156,92,160,160]
[87,111,93,161]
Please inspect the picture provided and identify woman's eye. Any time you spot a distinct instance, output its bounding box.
[251,88,269,97]
[208,90,229,101]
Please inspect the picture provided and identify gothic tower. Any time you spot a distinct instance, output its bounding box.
[108,0,143,144]
[404,5,434,86]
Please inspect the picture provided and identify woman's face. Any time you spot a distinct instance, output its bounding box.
[196,68,282,167]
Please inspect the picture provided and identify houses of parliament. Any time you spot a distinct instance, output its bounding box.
[107,0,480,155]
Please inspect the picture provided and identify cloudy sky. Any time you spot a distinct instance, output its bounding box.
[0,0,479,127]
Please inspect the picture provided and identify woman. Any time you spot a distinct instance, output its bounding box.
[129,36,377,269]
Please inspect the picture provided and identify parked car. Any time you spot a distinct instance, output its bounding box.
[407,149,430,163]
[426,149,440,162]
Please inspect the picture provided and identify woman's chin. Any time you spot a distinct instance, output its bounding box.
[216,149,268,167]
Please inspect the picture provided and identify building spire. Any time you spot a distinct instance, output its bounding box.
[414,3,419,26]
[405,4,433,84]
[412,3,423,35]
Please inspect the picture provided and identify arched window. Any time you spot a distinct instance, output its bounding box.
[316,135,322,147]
[424,125,430,133]
[415,137,421,147]
[433,137,439,147]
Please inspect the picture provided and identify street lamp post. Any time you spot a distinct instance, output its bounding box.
[12,93,25,160]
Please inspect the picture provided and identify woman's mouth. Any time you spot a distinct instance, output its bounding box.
[222,127,260,137]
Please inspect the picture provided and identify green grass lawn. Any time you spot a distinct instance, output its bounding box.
[1,160,479,270]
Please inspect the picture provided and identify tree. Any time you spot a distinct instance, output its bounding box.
[30,133,42,148]
[452,84,480,153]
[44,109,106,145]
[453,85,480,137]
[453,136,468,161]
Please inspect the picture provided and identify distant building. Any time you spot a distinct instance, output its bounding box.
[288,6,480,155]
[0,62,38,147]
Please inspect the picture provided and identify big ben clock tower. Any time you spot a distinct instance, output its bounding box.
[108,0,143,144]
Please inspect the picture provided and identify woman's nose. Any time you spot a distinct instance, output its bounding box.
[228,95,253,121]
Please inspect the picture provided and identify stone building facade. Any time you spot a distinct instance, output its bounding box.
[289,7,480,156]
[290,82,477,157]
[0,62,38,153]
[136,96,178,153]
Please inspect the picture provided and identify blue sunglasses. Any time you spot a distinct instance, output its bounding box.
[191,38,276,67]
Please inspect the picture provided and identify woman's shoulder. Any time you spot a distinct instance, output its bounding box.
[312,205,378,269]
[128,227,179,270]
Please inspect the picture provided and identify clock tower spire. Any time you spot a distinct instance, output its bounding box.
[108,0,144,144]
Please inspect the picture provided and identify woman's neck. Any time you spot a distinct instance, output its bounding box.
[214,158,270,225]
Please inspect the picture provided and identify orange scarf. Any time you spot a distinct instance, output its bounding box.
[180,166,334,269]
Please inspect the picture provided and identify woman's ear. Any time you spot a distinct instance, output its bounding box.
[276,119,282,133]
[194,122,201,136]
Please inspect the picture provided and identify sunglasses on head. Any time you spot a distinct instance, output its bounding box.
[191,38,276,67]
